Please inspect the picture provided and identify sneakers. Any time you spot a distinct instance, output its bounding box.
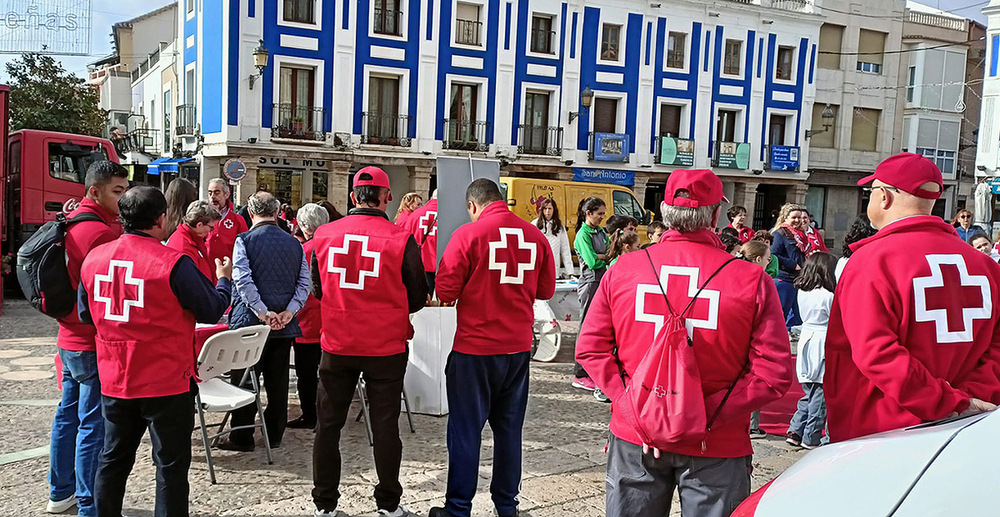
[785,431,802,447]
[800,442,818,450]
[749,428,768,439]
[45,495,77,514]
[593,388,610,403]
[428,507,455,517]
[378,504,413,517]
[315,507,342,517]
[571,376,596,391]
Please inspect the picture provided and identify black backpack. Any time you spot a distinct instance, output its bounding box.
[16,212,105,318]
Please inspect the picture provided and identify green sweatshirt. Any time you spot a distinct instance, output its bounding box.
[574,224,608,271]
[765,254,780,279]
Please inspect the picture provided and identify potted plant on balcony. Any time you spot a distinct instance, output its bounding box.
[291,116,305,133]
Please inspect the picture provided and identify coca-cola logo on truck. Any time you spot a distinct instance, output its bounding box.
[63,198,80,214]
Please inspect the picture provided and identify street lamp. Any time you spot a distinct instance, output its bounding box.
[805,104,835,139]
[249,39,269,90]
[569,86,594,123]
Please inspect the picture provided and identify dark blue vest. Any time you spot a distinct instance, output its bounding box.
[229,222,303,339]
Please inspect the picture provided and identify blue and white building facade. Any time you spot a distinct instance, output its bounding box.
[177,0,822,215]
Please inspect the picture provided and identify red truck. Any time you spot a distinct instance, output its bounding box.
[0,84,120,296]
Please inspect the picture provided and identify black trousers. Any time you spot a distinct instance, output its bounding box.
[229,336,292,446]
[313,351,408,512]
[426,272,437,297]
[94,387,195,517]
[293,341,322,423]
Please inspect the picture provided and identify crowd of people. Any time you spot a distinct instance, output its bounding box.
[40,151,1000,517]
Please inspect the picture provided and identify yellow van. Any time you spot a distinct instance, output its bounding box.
[499,177,654,246]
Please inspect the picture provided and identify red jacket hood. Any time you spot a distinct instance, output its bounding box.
[850,216,958,253]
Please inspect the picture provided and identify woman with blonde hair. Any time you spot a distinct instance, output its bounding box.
[770,203,809,328]
[395,192,424,225]
[951,208,978,242]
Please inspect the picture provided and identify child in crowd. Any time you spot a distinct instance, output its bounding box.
[641,221,667,249]
[786,251,837,449]
[719,231,741,256]
[607,230,640,266]
[740,239,773,439]
[752,230,780,279]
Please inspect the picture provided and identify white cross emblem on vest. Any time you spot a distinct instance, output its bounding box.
[93,260,145,322]
[419,211,438,237]
[913,254,992,343]
[634,265,721,338]
[327,234,381,290]
[488,227,537,285]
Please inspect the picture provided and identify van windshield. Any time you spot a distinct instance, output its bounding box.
[49,142,109,184]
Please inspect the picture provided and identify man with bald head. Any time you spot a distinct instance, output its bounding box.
[206,178,249,267]
[826,153,1000,442]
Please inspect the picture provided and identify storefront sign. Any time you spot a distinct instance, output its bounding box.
[257,157,327,169]
[223,158,247,182]
[573,168,635,186]
[658,137,695,166]
[591,133,630,162]
[769,145,800,172]
[716,142,751,170]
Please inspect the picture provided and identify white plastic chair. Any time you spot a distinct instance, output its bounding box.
[193,325,271,484]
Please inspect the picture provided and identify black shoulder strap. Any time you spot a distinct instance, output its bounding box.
[66,212,105,225]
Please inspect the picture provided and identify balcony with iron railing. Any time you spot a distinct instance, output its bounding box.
[654,136,696,166]
[588,132,630,162]
[271,104,326,141]
[455,19,483,46]
[517,125,562,156]
[361,112,412,146]
[121,129,161,155]
[373,8,403,36]
[130,45,163,83]
[764,144,801,172]
[443,119,489,151]
[175,105,197,136]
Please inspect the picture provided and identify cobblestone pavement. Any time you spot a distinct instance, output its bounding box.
[0,299,806,516]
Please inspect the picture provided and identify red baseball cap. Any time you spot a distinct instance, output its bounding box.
[353,166,391,189]
[664,169,729,208]
[857,152,943,200]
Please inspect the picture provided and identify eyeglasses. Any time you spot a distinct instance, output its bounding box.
[959,215,971,219]
[862,185,900,194]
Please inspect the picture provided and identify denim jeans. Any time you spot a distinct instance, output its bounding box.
[49,349,104,517]
[788,383,827,447]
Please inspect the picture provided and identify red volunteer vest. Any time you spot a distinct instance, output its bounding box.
[297,238,322,343]
[206,202,248,266]
[313,213,412,356]
[403,199,438,273]
[166,223,215,282]
[81,234,196,399]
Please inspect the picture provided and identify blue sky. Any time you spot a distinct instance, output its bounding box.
[0,0,991,83]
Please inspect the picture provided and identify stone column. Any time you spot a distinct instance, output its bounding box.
[327,160,352,214]
[410,165,434,198]
[632,173,650,209]
[234,163,259,206]
[790,183,809,205]
[738,181,759,221]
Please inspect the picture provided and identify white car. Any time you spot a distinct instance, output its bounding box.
[734,410,999,516]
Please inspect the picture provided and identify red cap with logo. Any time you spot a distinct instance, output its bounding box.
[353,166,391,189]
[664,169,729,208]
[857,152,943,200]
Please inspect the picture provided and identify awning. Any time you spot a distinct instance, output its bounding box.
[145,157,170,176]
[147,157,194,175]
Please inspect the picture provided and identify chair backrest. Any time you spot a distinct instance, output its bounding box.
[197,325,271,381]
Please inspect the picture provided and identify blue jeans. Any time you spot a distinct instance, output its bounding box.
[445,351,530,517]
[49,349,103,516]
[788,383,826,447]
[774,279,802,328]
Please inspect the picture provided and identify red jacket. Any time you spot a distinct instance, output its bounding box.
[436,201,556,355]
[80,234,196,399]
[401,199,438,273]
[165,223,215,282]
[826,216,1000,442]
[576,229,792,458]
[206,201,249,267]
[728,224,755,244]
[395,209,414,226]
[313,213,413,356]
[57,198,122,352]
[297,238,321,343]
